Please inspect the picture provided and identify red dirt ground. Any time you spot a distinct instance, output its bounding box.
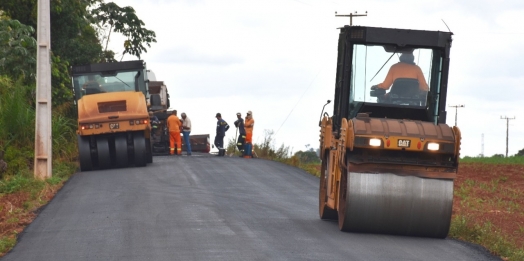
[453,163,524,249]
[0,183,60,256]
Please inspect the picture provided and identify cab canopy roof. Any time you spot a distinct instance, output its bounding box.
[71,60,145,76]
[341,26,452,49]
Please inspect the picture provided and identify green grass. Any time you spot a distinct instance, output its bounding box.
[449,215,524,261]
[0,235,16,254]
[461,156,524,164]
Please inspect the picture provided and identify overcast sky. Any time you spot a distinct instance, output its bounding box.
[106,0,524,157]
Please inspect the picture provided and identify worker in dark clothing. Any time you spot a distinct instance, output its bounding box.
[234,112,246,154]
[215,113,229,156]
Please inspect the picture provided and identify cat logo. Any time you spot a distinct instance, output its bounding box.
[397,139,411,148]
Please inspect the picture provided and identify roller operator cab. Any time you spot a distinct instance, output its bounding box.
[319,26,461,238]
[72,60,153,171]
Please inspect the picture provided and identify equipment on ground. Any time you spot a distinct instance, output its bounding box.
[318,25,460,238]
[72,61,153,171]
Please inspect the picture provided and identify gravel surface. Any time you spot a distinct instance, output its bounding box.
[2,154,501,261]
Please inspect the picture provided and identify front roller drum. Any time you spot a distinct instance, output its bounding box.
[338,172,453,238]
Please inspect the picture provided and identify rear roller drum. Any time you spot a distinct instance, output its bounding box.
[96,136,111,169]
[114,134,129,168]
[319,154,337,220]
[78,135,93,171]
[338,168,454,238]
[133,132,146,167]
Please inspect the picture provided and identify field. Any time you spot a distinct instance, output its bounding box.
[450,163,524,260]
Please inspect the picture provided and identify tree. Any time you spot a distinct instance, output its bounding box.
[0,19,36,81]
[516,148,524,157]
[92,2,156,60]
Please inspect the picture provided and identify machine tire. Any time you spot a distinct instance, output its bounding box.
[96,136,111,169]
[319,153,338,220]
[114,134,129,168]
[146,137,153,164]
[78,135,93,171]
[133,131,147,167]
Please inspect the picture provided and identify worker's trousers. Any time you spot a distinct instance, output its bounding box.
[214,135,225,156]
[237,133,246,152]
[169,131,182,155]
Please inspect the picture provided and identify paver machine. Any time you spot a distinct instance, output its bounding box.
[72,61,153,171]
[318,25,461,238]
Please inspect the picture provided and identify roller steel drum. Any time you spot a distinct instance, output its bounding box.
[339,172,453,238]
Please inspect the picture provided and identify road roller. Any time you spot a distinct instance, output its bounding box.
[71,61,153,171]
[318,25,460,238]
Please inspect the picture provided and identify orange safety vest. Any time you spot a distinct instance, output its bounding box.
[377,63,429,91]
[245,118,254,134]
[167,115,181,132]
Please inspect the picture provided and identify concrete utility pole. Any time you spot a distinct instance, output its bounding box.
[448,104,465,127]
[500,116,515,158]
[34,0,52,179]
[335,11,367,26]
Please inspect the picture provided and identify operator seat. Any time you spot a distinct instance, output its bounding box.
[388,78,426,106]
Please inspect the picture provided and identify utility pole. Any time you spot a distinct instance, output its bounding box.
[500,116,515,158]
[34,0,52,179]
[448,104,465,126]
[335,11,367,26]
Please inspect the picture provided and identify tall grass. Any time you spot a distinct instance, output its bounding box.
[0,76,35,150]
[0,76,78,177]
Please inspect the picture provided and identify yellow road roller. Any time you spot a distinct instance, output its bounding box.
[318,25,460,238]
[72,61,153,171]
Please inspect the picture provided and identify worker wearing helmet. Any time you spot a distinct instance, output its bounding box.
[234,112,246,153]
[244,111,255,144]
[167,110,182,155]
[215,113,230,156]
[181,112,192,156]
[375,52,429,91]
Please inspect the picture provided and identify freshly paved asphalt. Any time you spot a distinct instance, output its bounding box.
[2,154,500,261]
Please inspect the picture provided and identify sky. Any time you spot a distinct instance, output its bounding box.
[105,0,524,157]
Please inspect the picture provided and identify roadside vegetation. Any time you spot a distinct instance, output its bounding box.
[0,0,155,256]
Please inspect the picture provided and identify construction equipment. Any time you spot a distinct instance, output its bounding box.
[318,25,460,238]
[72,61,153,171]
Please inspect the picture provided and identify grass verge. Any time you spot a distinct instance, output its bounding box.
[0,161,76,257]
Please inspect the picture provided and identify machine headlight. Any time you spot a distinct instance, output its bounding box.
[369,138,381,147]
[428,143,440,151]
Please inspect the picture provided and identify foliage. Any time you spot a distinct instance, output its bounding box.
[0,76,36,150]
[0,19,36,81]
[516,148,524,157]
[449,215,524,261]
[92,2,156,60]
[294,150,320,164]
[461,155,524,165]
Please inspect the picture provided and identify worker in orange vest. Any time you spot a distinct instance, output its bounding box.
[245,111,255,144]
[374,51,429,91]
[166,110,182,155]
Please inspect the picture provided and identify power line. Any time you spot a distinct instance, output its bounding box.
[275,68,323,136]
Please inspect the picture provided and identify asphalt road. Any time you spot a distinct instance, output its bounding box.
[2,154,500,261]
